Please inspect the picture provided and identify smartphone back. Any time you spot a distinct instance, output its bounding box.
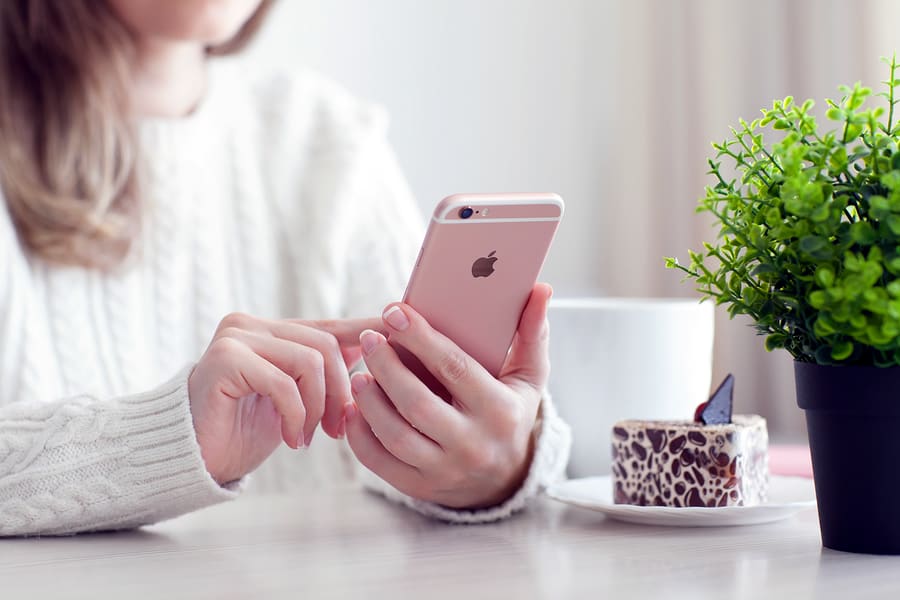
[400,193,563,387]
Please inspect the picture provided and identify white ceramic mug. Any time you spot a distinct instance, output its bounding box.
[547,298,715,477]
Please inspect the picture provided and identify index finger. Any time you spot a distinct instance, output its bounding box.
[379,304,500,415]
[297,317,387,345]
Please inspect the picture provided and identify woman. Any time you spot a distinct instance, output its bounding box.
[0,0,571,535]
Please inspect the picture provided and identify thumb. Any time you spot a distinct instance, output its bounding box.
[499,283,553,389]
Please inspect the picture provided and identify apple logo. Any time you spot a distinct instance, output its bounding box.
[471,251,498,278]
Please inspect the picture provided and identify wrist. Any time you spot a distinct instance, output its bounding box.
[187,366,228,486]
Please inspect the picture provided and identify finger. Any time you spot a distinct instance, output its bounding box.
[223,330,326,445]
[342,347,363,369]
[223,341,307,449]
[499,283,553,389]
[378,304,499,414]
[292,317,387,344]
[219,313,384,343]
[358,329,466,443]
[217,314,384,350]
[350,372,444,467]
[214,314,381,439]
[263,322,355,439]
[292,346,326,446]
[283,318,384,438]
[344,401,424,492]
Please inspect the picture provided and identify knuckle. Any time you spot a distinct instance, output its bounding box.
[318,332,342,365]
[219,311,252,331]
[404,398,433,427]
[386,429,418,458]
[316,328,339,349]
[274,374,299,400]
[539,320,550,344]
[207,336,243,360]
[302,348,326,380]
[217,326,243,340]
[458,440,494,472]
[437,351,469,384]
[494,402,525,436]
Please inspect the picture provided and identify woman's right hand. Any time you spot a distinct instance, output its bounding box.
[188,312,382,485]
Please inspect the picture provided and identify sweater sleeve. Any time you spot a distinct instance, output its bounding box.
[339,125,573,523]
[0,366,239,536]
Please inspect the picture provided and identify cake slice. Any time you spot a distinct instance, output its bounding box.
[610,375,769,507]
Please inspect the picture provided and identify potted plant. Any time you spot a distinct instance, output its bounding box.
[666,56,900,554]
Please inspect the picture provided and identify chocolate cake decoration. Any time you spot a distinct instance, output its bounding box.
[694,373,734,425]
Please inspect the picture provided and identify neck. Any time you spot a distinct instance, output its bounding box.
[129,38,207,119]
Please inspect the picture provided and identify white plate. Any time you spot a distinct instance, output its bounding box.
[545,475,817,527]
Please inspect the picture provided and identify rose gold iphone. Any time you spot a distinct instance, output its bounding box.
[395,193,564,397]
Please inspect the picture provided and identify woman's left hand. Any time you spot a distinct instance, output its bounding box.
[344,283,552,509]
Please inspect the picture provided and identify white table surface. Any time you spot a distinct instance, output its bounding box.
[2,484,899,599]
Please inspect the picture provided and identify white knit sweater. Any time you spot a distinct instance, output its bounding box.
[0,64,571,536]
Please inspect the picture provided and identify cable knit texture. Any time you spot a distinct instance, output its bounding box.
[0,64,571,536]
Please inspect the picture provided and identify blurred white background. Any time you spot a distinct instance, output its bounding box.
[235,0,900,440]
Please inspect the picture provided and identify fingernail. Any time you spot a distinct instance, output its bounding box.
[383,305,410,331]
[350,372,369,394]
[360,329,382,356]
[337,417,347,439]
[296,430,306,450]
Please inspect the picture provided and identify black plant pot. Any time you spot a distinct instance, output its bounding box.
[795,361,900,554]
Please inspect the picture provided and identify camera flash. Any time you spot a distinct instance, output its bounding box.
[482,208,490,216]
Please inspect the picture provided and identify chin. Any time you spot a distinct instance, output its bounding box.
[107,0,265,45]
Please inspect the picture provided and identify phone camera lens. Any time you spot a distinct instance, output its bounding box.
[459,207,474,219]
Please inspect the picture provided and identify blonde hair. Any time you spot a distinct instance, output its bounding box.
[0,0,273,269]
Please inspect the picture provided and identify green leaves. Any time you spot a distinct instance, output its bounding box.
[815,265,835,287]
[831,340,855,361]
[850,221,877,244]
[799,235,833,260]
[665,54,900,366]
